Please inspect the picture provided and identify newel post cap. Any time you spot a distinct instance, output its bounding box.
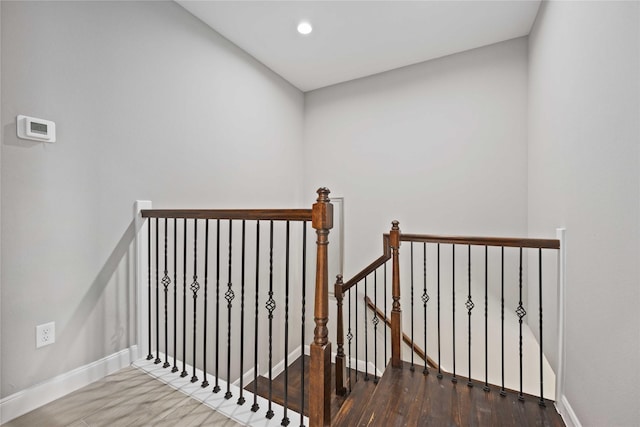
[312,187,333,230]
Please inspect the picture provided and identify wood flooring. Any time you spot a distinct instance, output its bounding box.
[2,366,241,427]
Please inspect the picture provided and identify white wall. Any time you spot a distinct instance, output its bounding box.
[1,1,304,399]
[528,1,640,425]
[304,37,530,283]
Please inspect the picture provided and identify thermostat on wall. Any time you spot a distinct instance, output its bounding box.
[17,115,56,142]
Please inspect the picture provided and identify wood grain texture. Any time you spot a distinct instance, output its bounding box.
[400,234,560,249]
[3,367,241,427]
[141,208,312,221]
[333,361,565,427]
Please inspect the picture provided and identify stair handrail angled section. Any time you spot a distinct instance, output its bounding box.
[334,221,401,396]
[310,188,333,427]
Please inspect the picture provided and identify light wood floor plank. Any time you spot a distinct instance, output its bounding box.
[2,366,243,427]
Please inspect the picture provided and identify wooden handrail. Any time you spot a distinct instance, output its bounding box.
[400,234,560,249]
[364,296,438,370]
[141,209,312,221]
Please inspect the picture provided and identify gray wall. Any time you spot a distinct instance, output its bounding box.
[1,1,304,398]
[304,37,530,281]
[528,1,640,425]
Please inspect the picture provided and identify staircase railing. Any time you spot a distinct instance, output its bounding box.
[335,220,561,407]
[138,188,333,427]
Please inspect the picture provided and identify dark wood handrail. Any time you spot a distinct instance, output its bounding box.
[400,234,560,249]
[141,209,312,221]
[341,234,391,292]
[364,296,438,370]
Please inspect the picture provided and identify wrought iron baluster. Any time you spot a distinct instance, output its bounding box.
[202,220,210,388]
[500,246,505,396]
[373,269,379,384]
[483,245,489,392]
[251,221,260,412]
[516,247,526,401]
[300,222,307,427]
[364,276,369,381]
[410,242,415,371]
[147,219,153,361]
[181,219,188,378]
[225,220,235,400]
[437,244,442,379]
[538,248,545,406]
[266,220,276,419]
[355,282,358,383]
[213,220,221,393]
[190,220,200,383]
[466,245,474,387]
[422,242,429,375]
[282,221,290,426]
[347,286,353,391]
[155,218,161,365]
[238,220,246,405]
[163,219,171,369]
[384,262,387,367]
[172,219,178,373]
[452,244,457,383]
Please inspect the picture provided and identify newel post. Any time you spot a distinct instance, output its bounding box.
[390,220,403,368]
[334,275,347,396]
[310,188,333,427]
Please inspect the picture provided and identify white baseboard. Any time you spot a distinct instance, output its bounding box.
[0,346,137,424]
[555,394,582,427]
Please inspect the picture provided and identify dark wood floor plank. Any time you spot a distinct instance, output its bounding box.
[333,361,564,427]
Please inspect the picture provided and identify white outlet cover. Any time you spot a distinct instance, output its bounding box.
[36,322,55,348]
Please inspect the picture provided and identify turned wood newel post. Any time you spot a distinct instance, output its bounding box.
[390,220,403,368]
[334,274,347,396]
[310,187,333,427]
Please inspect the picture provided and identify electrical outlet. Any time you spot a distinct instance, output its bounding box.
[36,322,55,348]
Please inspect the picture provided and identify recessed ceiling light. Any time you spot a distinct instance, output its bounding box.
[297,21,312,35]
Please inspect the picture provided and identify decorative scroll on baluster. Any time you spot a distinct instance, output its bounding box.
[225,220,235,400]
[162,219,171,369]
[190,220,200,383]
[422,243,429,375]
[466,245,474,387]
[202,220,210,388]
[390,220,402,369]
[309,188,332,427]
[516,247,526,401]
[266,221,276,420]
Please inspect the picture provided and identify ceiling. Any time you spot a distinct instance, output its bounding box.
[176,1,541,92]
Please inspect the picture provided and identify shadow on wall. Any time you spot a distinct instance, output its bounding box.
[38,219,137,377]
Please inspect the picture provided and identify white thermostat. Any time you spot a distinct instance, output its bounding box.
[17,115,56,142]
